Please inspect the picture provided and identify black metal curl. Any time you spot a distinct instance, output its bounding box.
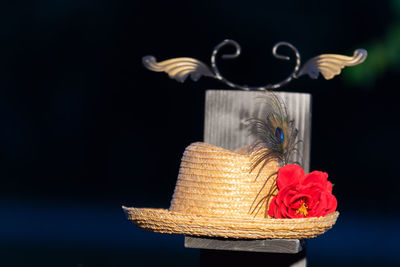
[210,39,302,91]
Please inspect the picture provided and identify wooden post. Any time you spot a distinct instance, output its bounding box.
[185,90,312,267]
[203,90,311,173]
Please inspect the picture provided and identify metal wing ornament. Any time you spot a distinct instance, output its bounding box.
[142,39,367,90]
[142,56,215,83]
[297,49,368,80]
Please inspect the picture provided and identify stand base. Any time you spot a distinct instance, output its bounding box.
[185,236,304,253]
[199,248,307,267]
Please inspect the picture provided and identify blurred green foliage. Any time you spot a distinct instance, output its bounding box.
[343,0,400,87]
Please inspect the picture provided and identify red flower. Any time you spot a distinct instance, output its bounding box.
[268,164,337,219]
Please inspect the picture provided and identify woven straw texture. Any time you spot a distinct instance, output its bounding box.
[123,207,339,239]
[170,142,279,219]
[123,142,339,239]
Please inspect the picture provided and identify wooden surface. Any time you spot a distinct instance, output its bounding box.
[204,90,312,172]
[185,237,304,253]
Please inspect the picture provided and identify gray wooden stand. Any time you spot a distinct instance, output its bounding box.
[185,90,312,267]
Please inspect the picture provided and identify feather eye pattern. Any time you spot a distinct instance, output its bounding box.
[142,56,215,83]
[248,93,300,173]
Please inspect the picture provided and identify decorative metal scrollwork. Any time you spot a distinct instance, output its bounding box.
[142,39,367,91]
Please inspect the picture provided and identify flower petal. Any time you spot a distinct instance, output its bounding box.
[326,181,333,192]
[268,196,279,218]
[277,164,305,189]
[324,192,338,214]
[302,171,329,188]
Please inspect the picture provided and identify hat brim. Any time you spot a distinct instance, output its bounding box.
[122,206,339,239]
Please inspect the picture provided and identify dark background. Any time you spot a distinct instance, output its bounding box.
[1,0,400,266]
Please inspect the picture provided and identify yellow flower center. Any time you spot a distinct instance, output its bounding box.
[296,202,308,216]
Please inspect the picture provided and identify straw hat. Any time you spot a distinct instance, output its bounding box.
[123,142,338,239]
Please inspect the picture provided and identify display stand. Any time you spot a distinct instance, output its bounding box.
[185,90,312,267]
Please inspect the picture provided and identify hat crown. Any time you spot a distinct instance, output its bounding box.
[169,142,279,219]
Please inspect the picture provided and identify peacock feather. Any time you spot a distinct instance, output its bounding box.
[247,92,301,217]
